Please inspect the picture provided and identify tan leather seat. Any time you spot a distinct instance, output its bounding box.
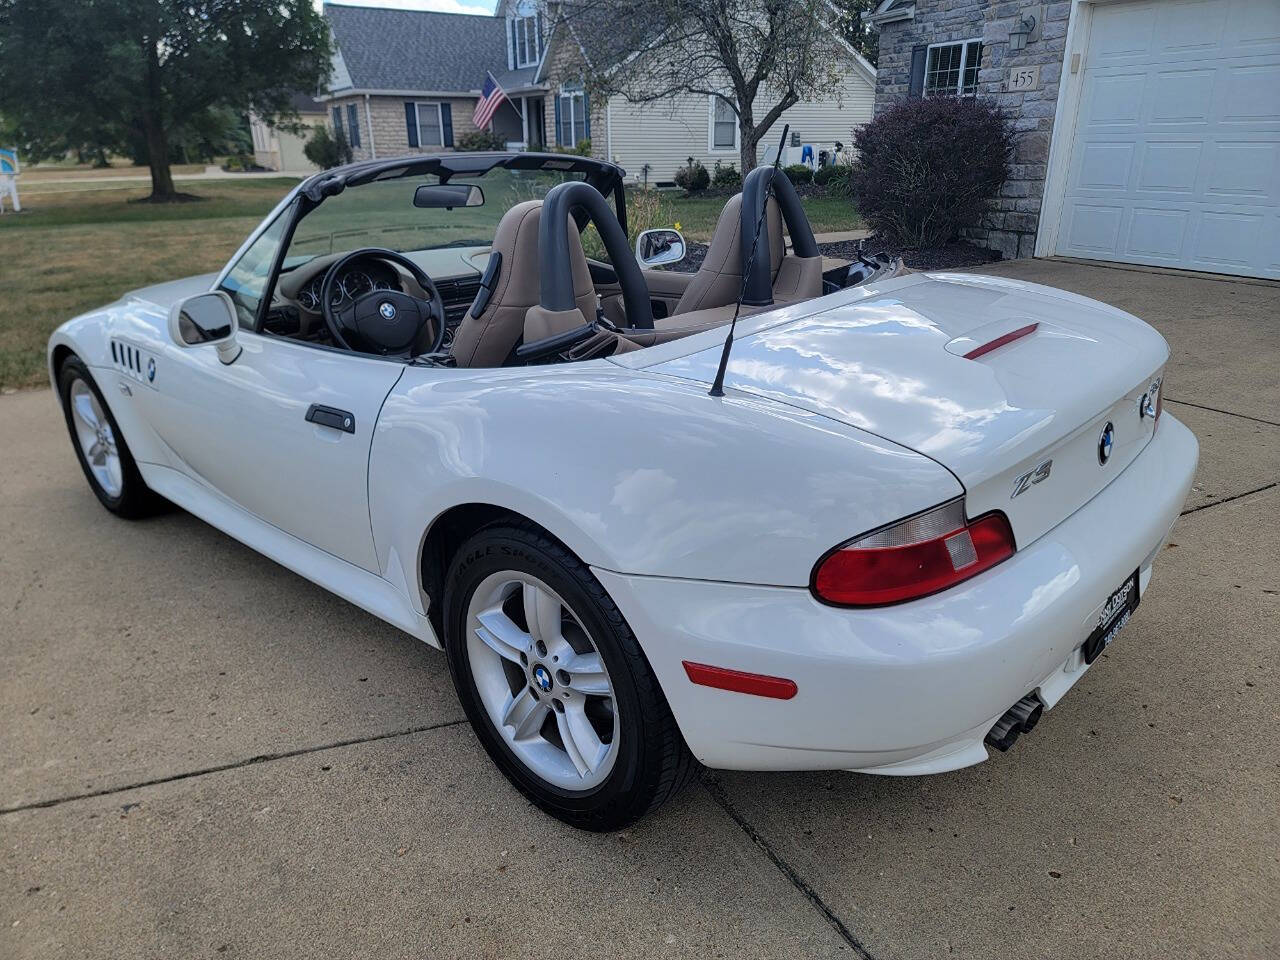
[450,200,598,368]
[671,192,823,318]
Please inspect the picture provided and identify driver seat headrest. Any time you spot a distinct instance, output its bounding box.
[450,200,596,368]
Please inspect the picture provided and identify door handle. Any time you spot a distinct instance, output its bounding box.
[305,403,355,434]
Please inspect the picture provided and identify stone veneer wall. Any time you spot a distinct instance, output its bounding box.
[874,0,1071,259]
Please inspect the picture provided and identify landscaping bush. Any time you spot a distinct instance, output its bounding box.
[455,129,507,152]
[674,158,710,193]
[304,126,353,170]
[850,96,1013,248]
[783,163,814,185]
[711,160,741,190]
[551,138,592,157]
[812,162,850,189]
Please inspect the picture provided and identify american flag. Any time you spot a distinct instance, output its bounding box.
[472,72,509,131]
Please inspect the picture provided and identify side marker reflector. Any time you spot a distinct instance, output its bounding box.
[682,661,798,700]
[964,323,1039,360]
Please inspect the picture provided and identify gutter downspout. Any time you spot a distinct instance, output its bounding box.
[606,97,613,165]
[364,94,377,159]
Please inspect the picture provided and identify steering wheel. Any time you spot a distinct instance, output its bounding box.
[320,248,446,356]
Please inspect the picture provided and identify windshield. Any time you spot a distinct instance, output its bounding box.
[283,166,591,270]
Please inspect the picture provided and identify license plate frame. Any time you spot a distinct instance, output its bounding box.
[1082,570,1139,665]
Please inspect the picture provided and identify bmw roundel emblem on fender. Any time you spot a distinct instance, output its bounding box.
[378,300,397,321]
[147,357,156,382]
[1098,421,1115,465]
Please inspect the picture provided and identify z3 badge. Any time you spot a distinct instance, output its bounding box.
[1011,459,1052,498]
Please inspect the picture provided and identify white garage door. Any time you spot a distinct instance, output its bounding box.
[1054,0,1280,279]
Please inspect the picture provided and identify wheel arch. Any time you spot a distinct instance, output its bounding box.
[418,501,581,639]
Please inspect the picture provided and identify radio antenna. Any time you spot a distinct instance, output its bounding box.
[709,122,790,398]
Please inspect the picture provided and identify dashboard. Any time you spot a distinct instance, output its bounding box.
[296,259,403,312]
[265,249,488,344]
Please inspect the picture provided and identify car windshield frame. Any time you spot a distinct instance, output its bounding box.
[225,152,629,335]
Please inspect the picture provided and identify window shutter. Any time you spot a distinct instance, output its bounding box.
[441,103,454,147]
[553,95,562,145]
[346,104,361,147]
[405,102,419,147]
[535,12,543,59]
[908,45,927,98]
[509,18,517,69]
[332,106,343,137]
[582,91,590,141]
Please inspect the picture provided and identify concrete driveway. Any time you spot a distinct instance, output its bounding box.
[2,260,1277,959]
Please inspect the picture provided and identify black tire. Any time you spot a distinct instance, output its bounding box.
[443,521,697,831]
[57,355,164,518]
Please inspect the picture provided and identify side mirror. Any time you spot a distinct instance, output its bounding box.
[168,291,241,364]
[635,228,686,268]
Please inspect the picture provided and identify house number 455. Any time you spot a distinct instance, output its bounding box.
[1007,66,1041,91]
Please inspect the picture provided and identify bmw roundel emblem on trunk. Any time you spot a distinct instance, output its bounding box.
[378,300,397,321]
[1098,421,1115,465]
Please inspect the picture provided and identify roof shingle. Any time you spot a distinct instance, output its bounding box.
[324,3,508,94]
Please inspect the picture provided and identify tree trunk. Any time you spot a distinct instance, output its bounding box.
[739,107,757,175]
[142,113,176,200]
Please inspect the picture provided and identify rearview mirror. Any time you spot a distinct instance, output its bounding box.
[413,183,484,209]
[636,228,686,268]
[168,291,241,364]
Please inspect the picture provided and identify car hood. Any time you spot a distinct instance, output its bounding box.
[124,272,219,310]
[639,272,1170,546]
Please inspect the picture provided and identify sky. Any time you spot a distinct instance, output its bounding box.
[317,0,498,15]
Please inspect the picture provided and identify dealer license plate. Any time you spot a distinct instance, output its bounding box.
[1082,571,1139,665]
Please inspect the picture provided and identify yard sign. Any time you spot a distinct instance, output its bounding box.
[0,147,19,213]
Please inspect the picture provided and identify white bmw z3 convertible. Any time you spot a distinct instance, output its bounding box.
[48,152,1199,830]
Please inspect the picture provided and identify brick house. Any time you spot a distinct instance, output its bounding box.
[319,1,878,185]
[867,0,1279,279]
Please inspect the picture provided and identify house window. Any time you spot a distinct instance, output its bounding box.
[346,104,361,148]
[558,90,586,147]
[416,102,444,147]
[924,39,983,96]
[710,95,737,151]
[512,13,540,68]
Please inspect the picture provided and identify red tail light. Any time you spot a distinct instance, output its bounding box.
[812,500,1016,607]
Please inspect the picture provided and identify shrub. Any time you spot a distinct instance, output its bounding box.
[455,129,506,151]
[850,96,1014,248]
[783,163,814,185]
[812,162,849,188]
[674,158,709,193]
[304,125,353,169]
[711,160,741,190]
[551,138,592,157]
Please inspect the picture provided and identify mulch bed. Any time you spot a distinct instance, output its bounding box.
[668,236,999,275]
[819,237,1002,271]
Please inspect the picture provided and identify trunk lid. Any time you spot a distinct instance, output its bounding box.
[639,272,1169,547]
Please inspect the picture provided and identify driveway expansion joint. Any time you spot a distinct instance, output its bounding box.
[703,773,878,959]
[1,718,467,816]
[1180,482,1278,517]
[1166,398,1280,429]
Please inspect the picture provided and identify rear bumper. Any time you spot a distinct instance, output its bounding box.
[595,413,1199,773]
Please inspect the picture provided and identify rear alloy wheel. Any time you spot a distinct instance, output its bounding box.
[444,523,696,831]
[57,355,163,518]
[466,572,620,790]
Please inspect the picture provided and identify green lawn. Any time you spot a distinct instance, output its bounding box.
[0,177,859,391]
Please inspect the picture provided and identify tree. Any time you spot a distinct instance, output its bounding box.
[830,0,878,66]
[0,0,331,200]
[565,0,846,174]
